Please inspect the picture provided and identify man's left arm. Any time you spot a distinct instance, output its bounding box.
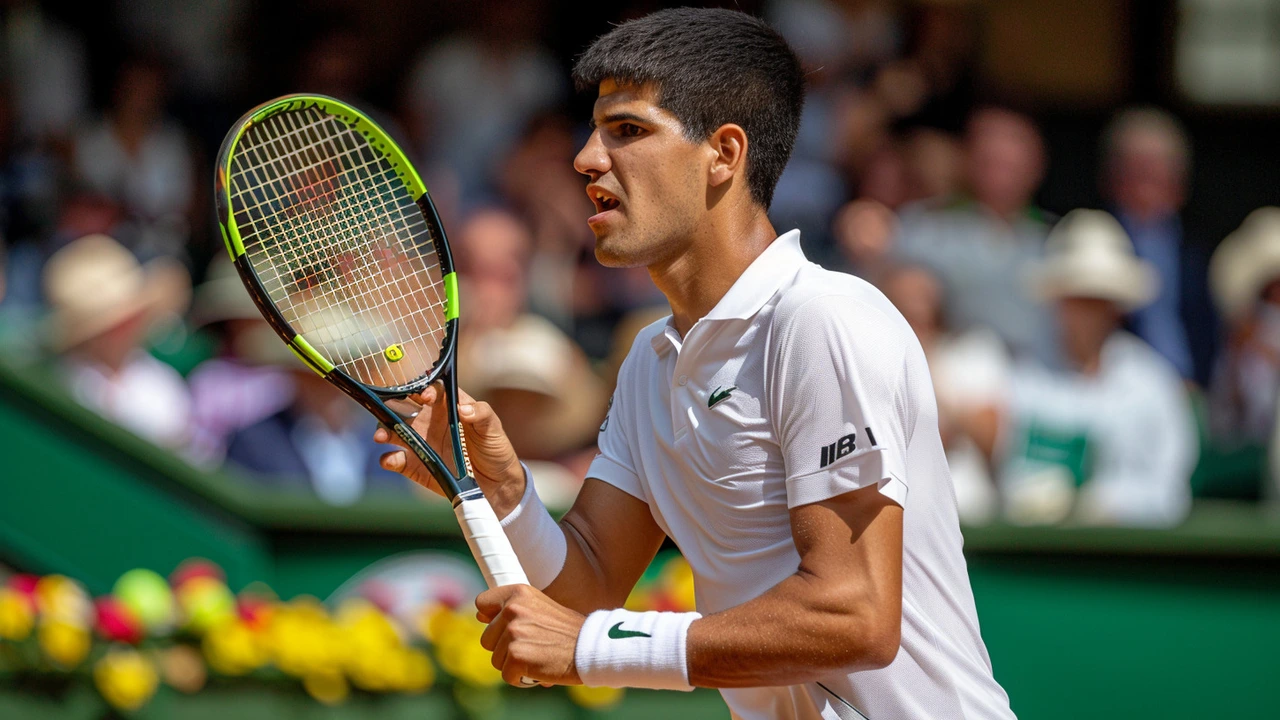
[686,483,902,686]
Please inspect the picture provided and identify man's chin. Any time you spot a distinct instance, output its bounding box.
[593,236,647,269]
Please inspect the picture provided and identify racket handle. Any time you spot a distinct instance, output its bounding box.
[454,493,530,589]
[456,492,540,688]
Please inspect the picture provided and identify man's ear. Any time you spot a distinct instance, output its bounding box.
[708,124,748,188]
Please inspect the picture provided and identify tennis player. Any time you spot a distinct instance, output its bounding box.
[377,8,1015,719]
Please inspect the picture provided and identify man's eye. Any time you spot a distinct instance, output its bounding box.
[617,123,643,138]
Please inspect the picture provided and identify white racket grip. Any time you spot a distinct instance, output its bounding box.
[455,497,530,588]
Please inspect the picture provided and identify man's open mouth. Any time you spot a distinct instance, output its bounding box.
[588,186,622,213]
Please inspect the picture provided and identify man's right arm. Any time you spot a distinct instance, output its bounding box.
[541,478,666,613]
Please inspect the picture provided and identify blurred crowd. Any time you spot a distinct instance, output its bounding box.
[0,0,1278,528]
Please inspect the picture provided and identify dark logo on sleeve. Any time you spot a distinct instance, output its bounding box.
[818,427,878,468]
[599,395,614,433]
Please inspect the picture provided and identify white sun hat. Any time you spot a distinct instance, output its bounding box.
[43,234,191,350]
[1209,207,1280,323]
[1028,209,1159,311]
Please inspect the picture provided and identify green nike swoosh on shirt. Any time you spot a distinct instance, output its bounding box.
[607,622,651,639]
[708,386,736,408]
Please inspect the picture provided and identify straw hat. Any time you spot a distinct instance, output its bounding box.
[1209,207,1280,323]
[1028,209,1159,310]
[464,314,607,457]
[43,234,191,350]
[190,255,262,327]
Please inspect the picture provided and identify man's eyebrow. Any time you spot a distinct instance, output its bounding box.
[589,111,649,129]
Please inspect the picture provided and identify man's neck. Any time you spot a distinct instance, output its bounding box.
[648,210,778,337]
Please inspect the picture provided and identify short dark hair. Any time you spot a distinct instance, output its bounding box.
[573,8,805,210]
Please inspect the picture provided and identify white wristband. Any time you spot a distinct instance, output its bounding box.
[498,463,567,590]
[574,608,701,691]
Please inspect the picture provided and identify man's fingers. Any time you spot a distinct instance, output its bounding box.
[459,400,503,436]
[409,384,440,406]
[379,449,407,473]
[501,653,532,687]
[480,608,510,651]
[374,425,407,449]
[490,633,509,672]
[475,585,517,621]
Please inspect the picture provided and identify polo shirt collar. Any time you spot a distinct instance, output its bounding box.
[704,229,805,321]
[648,230,806,356]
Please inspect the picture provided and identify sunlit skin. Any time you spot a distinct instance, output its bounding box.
[376,78,903,691]
[573,79,777,335]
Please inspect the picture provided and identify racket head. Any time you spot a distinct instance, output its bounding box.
[214,94,458,397]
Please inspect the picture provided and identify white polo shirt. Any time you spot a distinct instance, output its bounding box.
[587,231,1014,720]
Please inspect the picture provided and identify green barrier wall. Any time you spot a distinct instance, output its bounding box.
[2,357,1279,719]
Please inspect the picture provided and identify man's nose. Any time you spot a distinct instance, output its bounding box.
[574,129,609,179]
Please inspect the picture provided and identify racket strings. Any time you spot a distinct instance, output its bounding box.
[228,106,450,388]
[233,108,447,378]
[237,111,441,331]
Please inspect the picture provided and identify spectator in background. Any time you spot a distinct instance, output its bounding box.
[184,257,296,467]
[894,107,1058,363]
[0,0,89,148]
[43,233,192,449]
[224,314,410,506]
[405,0,565,202]
[73,56,195,261]
[451,208,607,490]
[999,210,1196,527]
[878,263,1007,524]
[1101,107,1199,381]
[1208,208,1280,448]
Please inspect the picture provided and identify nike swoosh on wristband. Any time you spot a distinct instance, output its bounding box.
[607,622,652,639]
[708,386,736,408]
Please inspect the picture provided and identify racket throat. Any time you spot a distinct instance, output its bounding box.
[453,486,486,507]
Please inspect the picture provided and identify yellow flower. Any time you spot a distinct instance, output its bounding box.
[663,558,697,612]
[400,648,435,693]
[176,576,236,635]
[266,600,343,677]
[569,684,625,710]
[303,670,349,705]
[433,611,502,687]
[34,575,91,625]
[0,588,35,641]
[203,619,267,676]
[94,648,160,712]
[337,598,410,691]
[417,602,453,644]
[38,619,91,668]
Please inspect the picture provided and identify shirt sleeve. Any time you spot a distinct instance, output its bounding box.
[585,385,648,503]
[769,295,911,509]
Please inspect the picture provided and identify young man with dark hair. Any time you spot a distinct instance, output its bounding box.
[377,8,1015,718]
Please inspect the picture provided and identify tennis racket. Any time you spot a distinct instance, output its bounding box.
[214,93,529,592]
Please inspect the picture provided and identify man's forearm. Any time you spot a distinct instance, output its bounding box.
[541,514,633,614]
[685,569,900,687]
[500,474,664,615]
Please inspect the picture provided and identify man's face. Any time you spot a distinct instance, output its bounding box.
[573,80,709,268]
